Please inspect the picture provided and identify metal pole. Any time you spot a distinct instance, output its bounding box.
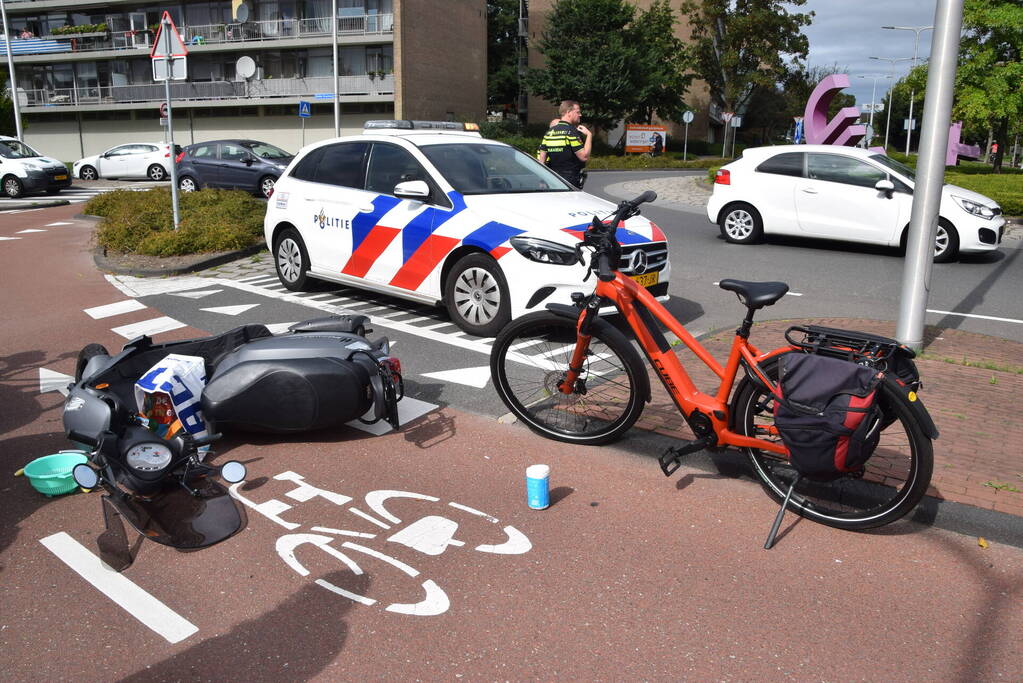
[884,26,934,156]
[871,56,913,151]
[332,0,339,136]
[0,0,24,141]
[683,122,689,161]
[162,20,180,231]
[895,0,963,350]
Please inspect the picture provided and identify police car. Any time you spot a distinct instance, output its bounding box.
[263,120,671,336]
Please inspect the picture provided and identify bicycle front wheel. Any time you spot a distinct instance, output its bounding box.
[732,356,933,531]
[490,312,648,445]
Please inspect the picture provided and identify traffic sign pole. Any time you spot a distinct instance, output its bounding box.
[153,14,183,230]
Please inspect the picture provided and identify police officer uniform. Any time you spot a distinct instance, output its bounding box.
[539,121,586,188]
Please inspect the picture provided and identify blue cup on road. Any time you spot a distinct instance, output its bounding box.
[526,464,550,509]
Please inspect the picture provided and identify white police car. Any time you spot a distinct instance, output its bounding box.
[263,120,671,336]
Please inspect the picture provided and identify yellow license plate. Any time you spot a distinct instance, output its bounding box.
[54,175,67,180]
[629,271,659,288]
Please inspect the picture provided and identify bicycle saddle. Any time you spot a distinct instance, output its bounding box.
[719,279,789,309]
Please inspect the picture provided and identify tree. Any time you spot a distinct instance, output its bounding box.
[0,67,16,137]
[487,0,523,116]
[524,0,641,130]
[680,0,814,116]
[627,0,694,124]
[525,0,694,130]
[954,0,1022,172]
[741,64,854,145]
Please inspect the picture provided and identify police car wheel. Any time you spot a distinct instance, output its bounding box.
[444,253,511,337]
[274,228,312,291]
[3,176,23,199]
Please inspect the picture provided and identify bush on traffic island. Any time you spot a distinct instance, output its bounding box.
[87,188,266,257]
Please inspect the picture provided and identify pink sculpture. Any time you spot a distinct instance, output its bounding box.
[946,121,980,166]
[803,74,866,147]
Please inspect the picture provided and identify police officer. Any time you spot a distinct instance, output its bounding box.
[538,100,593,188]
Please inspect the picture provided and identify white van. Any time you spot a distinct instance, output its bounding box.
[0,135,71,198]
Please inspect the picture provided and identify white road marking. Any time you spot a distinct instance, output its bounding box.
[16,228,46,233]
[264,322,298,334]
[0,236,21,241]
[105,274,218,297]
[421,366,491,388]
[447,502,499,524]
[200,303,260,316]
[347,397,438,436]
[926,309,1023,325]
[39,532,198,644]
[310,527,377,539]
[347,508,392,529]
[170,289,224,299]
[39,367,74,396]
[45,221,74,226]
[84,299,146,319]
[111,316,186,339]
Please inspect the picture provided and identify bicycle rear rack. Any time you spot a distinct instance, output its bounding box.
[785,325,921,388]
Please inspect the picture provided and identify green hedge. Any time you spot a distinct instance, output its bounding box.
[88,188,266,256]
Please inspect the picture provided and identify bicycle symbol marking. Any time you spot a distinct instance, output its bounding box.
[229,471,532,616]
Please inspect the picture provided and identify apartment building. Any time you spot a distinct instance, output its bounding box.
[2,0,486,159]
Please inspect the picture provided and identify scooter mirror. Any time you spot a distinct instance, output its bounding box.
[72,463,100,489]
[220,461,247,484]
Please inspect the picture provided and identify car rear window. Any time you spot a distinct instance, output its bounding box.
[756,152,804,178]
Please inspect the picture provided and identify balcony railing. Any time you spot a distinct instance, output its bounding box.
[10,14,393,55]
[19,74,395,108]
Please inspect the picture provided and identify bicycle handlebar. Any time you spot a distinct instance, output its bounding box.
[580,191,657,282]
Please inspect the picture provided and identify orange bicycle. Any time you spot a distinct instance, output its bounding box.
[490,192,937,533]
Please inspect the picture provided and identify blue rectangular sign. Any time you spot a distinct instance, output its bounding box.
[314,93,334,100]
[298,100,312,118]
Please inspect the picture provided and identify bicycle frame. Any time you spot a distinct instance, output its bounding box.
[561,271,793,457]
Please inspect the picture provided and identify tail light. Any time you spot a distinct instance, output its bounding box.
[714,169,731,185]
[175,152,185,163]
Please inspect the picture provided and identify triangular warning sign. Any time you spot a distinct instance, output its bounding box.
[151,11,189,59]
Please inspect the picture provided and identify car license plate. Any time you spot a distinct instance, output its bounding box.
[629,271,659,288]
[54,175,67,180]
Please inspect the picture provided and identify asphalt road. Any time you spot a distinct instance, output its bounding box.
[3,202,1023,680]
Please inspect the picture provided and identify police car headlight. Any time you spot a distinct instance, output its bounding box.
[509,237,579,265]
[952,195,995,220]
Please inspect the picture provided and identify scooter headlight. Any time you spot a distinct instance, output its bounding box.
[124,441,173,473]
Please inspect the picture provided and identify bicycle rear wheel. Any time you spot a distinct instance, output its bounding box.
[490,312,648,445]
[732,356,933,530]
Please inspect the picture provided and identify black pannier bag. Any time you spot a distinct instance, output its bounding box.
[774,353,885,480]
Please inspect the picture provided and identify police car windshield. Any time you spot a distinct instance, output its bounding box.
[420,143,574,195]
[0,140,41,159]
[244,142,291,160]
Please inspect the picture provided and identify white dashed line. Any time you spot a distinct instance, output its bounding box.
[111,316,186,339]
[84,299,147,319]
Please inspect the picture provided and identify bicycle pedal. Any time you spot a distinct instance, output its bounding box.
[658,436,716,477]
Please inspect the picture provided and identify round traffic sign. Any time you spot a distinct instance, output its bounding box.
[682,111,695,124]
[159,102,168,118]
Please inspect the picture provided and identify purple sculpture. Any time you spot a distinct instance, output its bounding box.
[803,74,866,147]
[946,121,981,166]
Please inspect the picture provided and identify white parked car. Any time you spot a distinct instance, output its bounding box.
[264,120,670,336]
[707,145,1005,262]
[0,134,71,198]
[73,142,180,182]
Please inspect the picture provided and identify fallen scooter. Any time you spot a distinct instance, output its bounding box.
[64,315,404,569]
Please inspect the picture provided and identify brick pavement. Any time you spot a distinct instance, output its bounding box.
[636,318,1023,517]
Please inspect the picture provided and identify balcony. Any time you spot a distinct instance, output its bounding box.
[19,74,395,109]
[10,14,393,55]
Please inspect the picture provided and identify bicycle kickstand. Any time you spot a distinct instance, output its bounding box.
[658,435,716,477]
[763,474,801,550]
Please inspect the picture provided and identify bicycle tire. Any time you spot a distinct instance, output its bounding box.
[490,312,648,445]
[731,355,933,530]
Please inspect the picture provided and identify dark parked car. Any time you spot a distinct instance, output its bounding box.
[175,139,293,198]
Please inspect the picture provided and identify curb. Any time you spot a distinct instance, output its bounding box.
[92,243,266,277]
[0,198,70,211]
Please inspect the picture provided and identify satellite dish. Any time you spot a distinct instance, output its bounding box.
[236,56,256,79]
[235,2,251,23]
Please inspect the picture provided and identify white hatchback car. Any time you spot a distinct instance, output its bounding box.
[263,121,670,336]
[707,145,1005,262]
[74,142,179,182]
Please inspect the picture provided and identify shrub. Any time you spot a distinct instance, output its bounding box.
[89,188,266,256]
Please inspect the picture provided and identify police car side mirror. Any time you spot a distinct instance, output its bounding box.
[393,180,430,202]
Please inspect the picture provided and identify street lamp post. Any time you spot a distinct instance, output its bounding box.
[870,56,914,151]
[855,74,891,145]
[882,25,934,156]
[332,0,340,137]
[0,0,24,141]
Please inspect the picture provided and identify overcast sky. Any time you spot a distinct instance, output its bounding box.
[800,0,938,106]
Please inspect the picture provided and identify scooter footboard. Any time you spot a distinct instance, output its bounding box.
[201,357,372,433]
